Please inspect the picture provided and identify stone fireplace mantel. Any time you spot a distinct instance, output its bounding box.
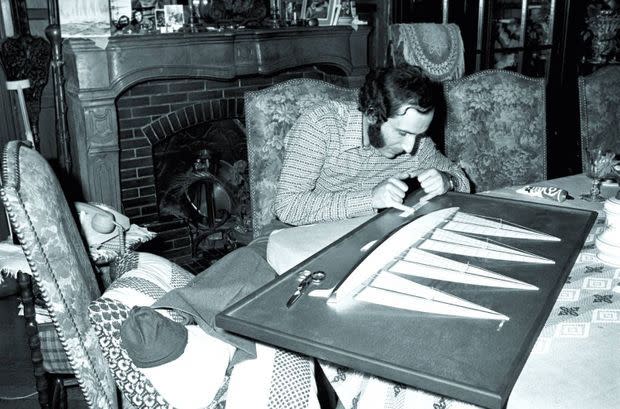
[63,26,370,210]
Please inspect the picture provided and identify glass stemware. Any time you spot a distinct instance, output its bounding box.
[581,149,617,202]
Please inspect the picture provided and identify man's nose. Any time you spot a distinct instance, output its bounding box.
[402,135,415,154]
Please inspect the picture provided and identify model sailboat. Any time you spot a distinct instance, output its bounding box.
[326,207,560,321]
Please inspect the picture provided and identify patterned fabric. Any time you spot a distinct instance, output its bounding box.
[389,24,465,82]
[320,362,478,409]
[528,220,619,352]
[0,141,117,409]
[88,253,230,408]
[267,349,312,409]
[244,78,357,238]
[38,322,72,373]
[578,65,620,171]
[88,299,174,409]
[275,100,470,226]
[97,251,194,324]
[444,70,547,193]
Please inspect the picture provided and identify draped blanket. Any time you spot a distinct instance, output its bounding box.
[389,23,465,82]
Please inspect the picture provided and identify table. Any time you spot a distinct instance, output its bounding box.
[258,175,620,409]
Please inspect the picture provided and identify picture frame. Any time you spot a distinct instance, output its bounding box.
[305,0,336,26]
[59,0,111,37]
[284,0,307,22]
[155,8,166,30]
[336,0,354,25]
[109,0,132,31]
[163,4,184,31]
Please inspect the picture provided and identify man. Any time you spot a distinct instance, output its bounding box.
[274,64,469,226]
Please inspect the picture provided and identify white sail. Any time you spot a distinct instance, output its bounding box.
[419,229,555,264]
[355,272,509,321]
[393,248,538,290]
[449,212,560,241]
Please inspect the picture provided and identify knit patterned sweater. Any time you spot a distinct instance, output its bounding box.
[274,100,470,226]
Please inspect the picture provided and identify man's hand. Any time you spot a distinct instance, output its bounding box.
[371,176,409,209]
[417,168,451,202]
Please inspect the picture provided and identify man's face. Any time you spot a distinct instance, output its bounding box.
[375,106,435,159]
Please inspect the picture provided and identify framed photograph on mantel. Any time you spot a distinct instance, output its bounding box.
[305,0,337,26]
[59,0,111,37]
[284,0,308,22]
[336,0,354,25]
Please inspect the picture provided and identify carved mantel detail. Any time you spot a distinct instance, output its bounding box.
[62,26,370,209]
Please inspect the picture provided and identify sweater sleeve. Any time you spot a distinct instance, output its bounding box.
[274,105,374,226]
[416,137,471,193]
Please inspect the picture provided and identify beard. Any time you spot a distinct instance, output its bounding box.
[368,123,385,148]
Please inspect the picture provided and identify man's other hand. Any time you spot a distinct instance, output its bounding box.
[417,168,451,202]
[371,176,409,209]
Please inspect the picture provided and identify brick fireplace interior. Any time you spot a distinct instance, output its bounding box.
[117,68,341,269]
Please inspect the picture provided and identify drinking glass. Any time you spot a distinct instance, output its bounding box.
[581,149,616,202]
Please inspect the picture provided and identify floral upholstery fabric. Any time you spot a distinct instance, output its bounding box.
[578,65,620,171]
[0,141,117,409]
[444,70,547,192]
[245,79,357,238]
[389,23,465,82]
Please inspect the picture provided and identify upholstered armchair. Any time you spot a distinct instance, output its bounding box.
[578,65,620,172]
[388,23,465,82]
[1,141,118,408]
[443,69,547,192]
[244,78,357,238]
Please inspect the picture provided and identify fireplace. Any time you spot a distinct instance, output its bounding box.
[62,26,370,263]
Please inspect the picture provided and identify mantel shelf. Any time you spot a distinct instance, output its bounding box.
[64,26,370,100]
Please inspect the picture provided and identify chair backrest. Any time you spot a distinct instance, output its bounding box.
[444,69,547,193]
[244,78,357,238]
[578,65,620,172]
[0,141,117,409]
[389,23,465,82]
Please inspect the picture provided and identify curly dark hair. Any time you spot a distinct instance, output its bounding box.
[358,65,438,147]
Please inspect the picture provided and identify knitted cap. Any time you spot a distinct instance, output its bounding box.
[120,306,188,368]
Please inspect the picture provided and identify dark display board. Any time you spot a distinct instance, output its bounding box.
[216,192,596,409]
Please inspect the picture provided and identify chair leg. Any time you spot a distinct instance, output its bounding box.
[17,271,50,409]
[50,376,67,409]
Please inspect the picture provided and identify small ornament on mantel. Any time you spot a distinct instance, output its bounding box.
[270,0,281,28]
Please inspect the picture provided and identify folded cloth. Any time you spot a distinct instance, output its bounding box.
[152,245,277,362]
[121,306,188,368]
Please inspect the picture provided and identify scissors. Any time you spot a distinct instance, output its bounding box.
[286,270,326,308]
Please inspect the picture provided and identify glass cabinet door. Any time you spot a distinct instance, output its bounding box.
[478,0,555,78]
